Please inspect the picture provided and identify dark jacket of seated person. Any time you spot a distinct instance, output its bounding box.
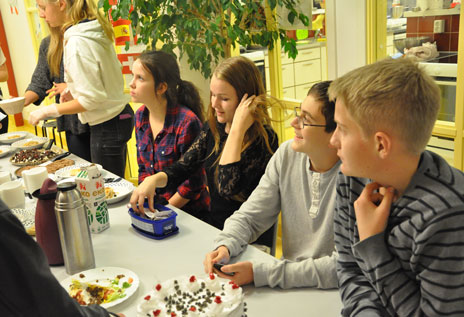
[0,199,110,317]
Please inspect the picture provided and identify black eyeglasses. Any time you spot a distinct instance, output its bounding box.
[294,106,327,129]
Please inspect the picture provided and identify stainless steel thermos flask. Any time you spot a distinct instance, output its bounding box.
[55,181,95,274]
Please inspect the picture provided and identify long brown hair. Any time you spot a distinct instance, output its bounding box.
[208,56,277,202]
[138,50,204,122]
[208,56,275,157]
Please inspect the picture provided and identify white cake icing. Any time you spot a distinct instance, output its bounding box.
[137,273,246,317]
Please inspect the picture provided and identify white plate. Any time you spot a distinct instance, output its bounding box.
[0,145,11,157]
[55,163,105,178]
[11,137,49,150]
[105,180,134,204]
[60,267,139,308]
[0,131,28,144]
[11,206,35,229]
[60,267,139,309]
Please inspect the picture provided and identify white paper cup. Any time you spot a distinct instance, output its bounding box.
[0,180,25,209]
[22,166,48,194]
[0,171,11,185]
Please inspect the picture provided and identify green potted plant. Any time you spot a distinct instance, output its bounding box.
[100,0,311,78]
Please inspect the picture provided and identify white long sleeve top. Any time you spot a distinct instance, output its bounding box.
[63,20,129,126]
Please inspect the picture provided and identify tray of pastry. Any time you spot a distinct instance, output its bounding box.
[9,149,61,166]
[14,158,75,177]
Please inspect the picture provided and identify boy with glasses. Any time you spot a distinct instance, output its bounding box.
[203,81,340,289]
[329,58,464,315]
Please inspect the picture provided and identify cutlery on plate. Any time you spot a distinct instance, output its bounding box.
[50,152,71,162]
[104,177,122,183]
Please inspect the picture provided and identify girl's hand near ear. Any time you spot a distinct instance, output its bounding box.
[229,93,256,136]
[219,94,257,165]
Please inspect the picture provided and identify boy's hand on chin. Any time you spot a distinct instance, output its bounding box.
[354,182,395,241]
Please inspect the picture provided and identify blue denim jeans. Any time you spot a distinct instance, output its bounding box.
[90,104,134,177]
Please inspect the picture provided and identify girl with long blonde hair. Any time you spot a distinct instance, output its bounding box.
[131,56,279,249]
[31,0,133,177]
[23,22,91,161]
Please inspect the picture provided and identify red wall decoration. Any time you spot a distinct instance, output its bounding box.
[0,10,23,126]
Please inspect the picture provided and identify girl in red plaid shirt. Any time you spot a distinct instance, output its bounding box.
[131,56,278,249]
[130,50,209,220]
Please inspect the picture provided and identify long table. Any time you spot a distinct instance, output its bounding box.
[1,140,343,316]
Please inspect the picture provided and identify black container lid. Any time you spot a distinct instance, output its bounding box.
[57,181,77,192]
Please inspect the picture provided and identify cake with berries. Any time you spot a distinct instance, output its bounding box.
[137,273,246,317]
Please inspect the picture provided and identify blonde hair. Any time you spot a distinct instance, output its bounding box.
[328,58,440,155]
[43,0,114,76]
[62,0,114,41]
[208,56,277,201]
[47,25,63,77]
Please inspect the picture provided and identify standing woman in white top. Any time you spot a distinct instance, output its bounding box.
[30,0,134,177]
[0,47,9,133]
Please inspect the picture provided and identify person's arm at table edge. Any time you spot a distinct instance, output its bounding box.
[213,142,283,260]
[162,128,209,192]
[169,116,205,209]
[252,250,338,289]
[334,175,387,316]
[355,206,464,316]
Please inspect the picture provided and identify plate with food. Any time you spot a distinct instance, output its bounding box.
[55,163,104,179]
[9,149,59,166]
[0,131,28,144]
[0,145,12,158]
[11,206,35,232]
[14,158,75,178]
[105,180,134,204]
[11,137,49,150]
[60,267,139,309]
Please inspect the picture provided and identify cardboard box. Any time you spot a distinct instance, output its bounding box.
[75,165,109,233]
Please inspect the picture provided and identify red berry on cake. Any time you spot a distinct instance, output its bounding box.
[137,275,244,316]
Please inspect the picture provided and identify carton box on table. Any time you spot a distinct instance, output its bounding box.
[75,165,109,233]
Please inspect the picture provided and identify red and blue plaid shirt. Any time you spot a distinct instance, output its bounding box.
[135,105,210,217]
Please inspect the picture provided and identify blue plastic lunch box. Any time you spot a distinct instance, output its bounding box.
[128,203,179,239]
